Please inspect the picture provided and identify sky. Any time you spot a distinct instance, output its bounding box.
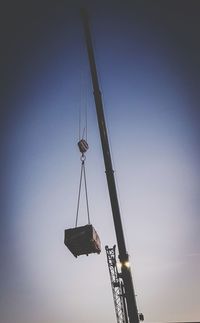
[1,1,200,322]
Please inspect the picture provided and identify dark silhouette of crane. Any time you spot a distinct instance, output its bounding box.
[80,8,143,323]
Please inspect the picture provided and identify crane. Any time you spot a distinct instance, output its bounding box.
[80,8,143,323]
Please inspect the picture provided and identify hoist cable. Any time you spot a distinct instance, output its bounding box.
[75,157,90,227]
[84,71,88,141]
[82,127,86,139]
[85,86,88,141]
[79,103,81,141]
[83,161,90,224]
[78,67,88,141]
[85,102,88,141]
[75,161,84,227]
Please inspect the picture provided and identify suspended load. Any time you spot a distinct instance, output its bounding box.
[64,138,101,257]
[64,224,101,257]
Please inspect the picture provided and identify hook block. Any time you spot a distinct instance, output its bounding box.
[78,139,89,154]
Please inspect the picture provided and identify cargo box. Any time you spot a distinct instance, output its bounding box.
[64,224,101,257]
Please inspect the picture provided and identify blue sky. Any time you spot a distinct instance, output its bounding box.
[1,1,200,322]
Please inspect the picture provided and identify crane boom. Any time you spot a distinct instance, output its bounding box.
[80,8,140,323]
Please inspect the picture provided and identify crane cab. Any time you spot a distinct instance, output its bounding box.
[64,224,101,257]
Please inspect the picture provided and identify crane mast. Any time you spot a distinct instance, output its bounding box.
[80,9,140,323]
[105,245,129,323]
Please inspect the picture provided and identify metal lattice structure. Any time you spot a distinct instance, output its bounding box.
[105,246,128,323]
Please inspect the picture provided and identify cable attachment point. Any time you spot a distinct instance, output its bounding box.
[78,139,89,154]
[80,154,86,162]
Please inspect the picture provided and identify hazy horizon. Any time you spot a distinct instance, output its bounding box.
[1,1,200,322]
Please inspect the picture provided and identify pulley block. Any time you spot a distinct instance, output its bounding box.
[78,139,89,154]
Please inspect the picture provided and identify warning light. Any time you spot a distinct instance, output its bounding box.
[124,261,130,268]
[121,261,130,268]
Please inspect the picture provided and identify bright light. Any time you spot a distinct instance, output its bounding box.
[123,261,130,268]
[118,261,130,269]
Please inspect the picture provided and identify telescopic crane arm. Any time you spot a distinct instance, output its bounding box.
[80,8,140,323]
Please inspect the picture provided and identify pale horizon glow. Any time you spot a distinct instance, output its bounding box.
[1,1,200,323]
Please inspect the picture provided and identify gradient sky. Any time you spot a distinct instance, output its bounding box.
[1,1,200,323]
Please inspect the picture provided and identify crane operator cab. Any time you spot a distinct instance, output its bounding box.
[64,224,101,257]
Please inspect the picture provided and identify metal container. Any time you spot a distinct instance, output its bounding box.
[64,224,101,257]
